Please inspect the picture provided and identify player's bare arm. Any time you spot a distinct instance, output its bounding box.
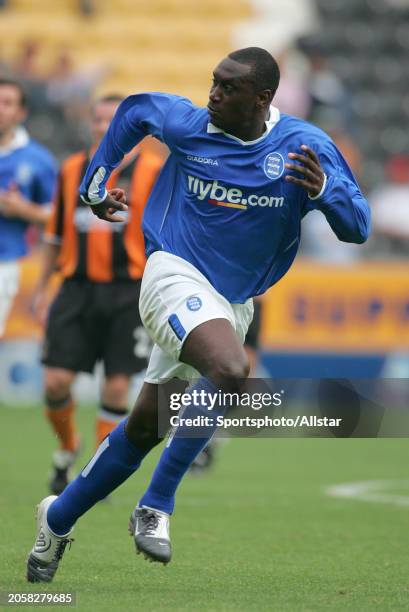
[90,187,127,222]
[285,144,325,198]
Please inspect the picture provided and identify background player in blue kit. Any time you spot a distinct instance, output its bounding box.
[26,47,370,582]
[0,78,57,337]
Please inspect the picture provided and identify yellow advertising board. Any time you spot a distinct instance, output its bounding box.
[261,260,409,353]
[4,251,59,340]
[5,255,409,354]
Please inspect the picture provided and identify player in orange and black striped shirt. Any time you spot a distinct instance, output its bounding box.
[32,95,164,494]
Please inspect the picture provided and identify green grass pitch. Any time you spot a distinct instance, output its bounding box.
[1,404,409,611]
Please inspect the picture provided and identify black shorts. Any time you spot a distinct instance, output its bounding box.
[42,278,150,376]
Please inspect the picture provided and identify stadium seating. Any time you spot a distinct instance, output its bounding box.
[0,0,250,104]
[302,0,408,188]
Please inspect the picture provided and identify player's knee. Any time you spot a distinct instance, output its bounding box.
[44,370,73,403]
[208,353,250,389]
[103,375,130,407]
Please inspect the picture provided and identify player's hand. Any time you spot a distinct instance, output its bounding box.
[285,145,325,198]
[90,188,128,222]
[0,184,29,218]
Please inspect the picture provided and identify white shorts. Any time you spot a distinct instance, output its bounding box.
[0,261,20,337]
[139,251,253,383]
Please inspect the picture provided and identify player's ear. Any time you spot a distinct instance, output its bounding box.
[256,89,273,110]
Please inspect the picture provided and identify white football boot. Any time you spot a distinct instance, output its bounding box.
[27,496,74,583]
[128,506,171,564]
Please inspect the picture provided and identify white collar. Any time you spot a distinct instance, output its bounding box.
[207,106,280,146]
[0,126,30,156]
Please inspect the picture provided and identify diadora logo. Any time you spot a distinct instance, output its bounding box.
[187,155,219,166]
[187,175,284,210]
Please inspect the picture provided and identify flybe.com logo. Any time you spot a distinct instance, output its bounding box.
[187,175,284,210]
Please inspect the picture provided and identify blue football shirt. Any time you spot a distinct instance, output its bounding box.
[0,128,57,261]
[80,94,370,303]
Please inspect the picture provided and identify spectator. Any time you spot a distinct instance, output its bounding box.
[14,40,49,114]
[307,50,351,130]
[233,0,319,54]
[79,0,96,17]
[273,48,311,119]
[46,50,106,112]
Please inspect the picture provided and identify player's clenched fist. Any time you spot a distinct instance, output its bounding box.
[285,144,325,198]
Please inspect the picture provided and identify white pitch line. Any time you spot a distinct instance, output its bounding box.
[325,480,409,508]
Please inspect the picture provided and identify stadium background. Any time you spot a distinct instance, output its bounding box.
[0,0,408,402]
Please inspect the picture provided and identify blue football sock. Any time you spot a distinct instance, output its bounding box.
[47,419,147,535]
[139,377,225,514]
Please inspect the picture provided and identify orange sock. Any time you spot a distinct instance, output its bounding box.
[95,418,118,447]
[96,406,128,447]
[46,398,78,452]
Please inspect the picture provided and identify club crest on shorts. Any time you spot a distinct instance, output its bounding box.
[264,152,285,180]
[186,296,202,311]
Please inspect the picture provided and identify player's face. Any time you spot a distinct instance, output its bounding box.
[91,101,120,145]
[208,58,262,134]
[0,85,26,135]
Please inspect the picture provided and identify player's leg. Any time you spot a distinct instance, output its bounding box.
[26,380,162,583]
[96,375,130,446]
[128,318,250,562]
[125,253,253,562]
[33,320,246,570]
[28,282,154,580]
[48,381,165,527]
[27,254,251,577]
[41,280,98,494]
[45,384,162,532]
[44,367,78,494]
[27,282,103,581]
[137,317,249,504]
[96,279,151,447]
[28,410,157,583]
[190,299,263,473]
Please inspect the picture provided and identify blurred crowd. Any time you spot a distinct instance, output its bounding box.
[0,0,408,262]
[0,0,96,16]
[235,0,409,262]
[0,40,106,161]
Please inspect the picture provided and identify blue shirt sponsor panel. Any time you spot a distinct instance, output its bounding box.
[0,129,57,261]
[80,93,370,303]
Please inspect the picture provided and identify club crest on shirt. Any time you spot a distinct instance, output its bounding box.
[264,152,285,181]
[15,163,33,186]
